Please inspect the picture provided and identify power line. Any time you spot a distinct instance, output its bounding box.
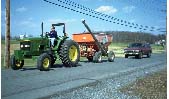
[43,0,162,33]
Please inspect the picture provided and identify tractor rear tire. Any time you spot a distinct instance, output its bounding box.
[108,51,115,62]
[11,55,24,70]
[59,40,80,67]
[93,51,102,63]
[37,53,51,71]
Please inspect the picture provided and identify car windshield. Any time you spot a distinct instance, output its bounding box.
[128,43,142,48]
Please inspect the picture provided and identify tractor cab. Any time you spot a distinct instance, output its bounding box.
[52,23,67,36]
[43,23,68,48]
[45,23,67,38]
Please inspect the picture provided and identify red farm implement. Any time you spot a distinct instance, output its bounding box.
[72,20,115,63]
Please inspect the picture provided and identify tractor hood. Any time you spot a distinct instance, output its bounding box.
[20,37,48,42]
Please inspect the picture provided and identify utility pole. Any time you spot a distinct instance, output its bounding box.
[159,2,167,52]
[5,0,10,68]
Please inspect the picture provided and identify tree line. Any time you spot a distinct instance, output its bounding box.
[95,31,166,44]
[1,31,166,44]
[1,34,33,40]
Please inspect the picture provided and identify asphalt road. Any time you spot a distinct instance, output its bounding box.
[2,53,167,99]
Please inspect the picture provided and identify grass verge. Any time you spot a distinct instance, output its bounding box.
[119,69,167,99]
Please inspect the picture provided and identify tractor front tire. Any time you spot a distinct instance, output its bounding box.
[59,40,80,67]
[37,53,51,71]
[11,55,24,70]
[50,55,56,67]
[108,51,115,62]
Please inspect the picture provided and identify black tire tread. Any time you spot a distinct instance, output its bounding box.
[147,52,151,58]
[125,55,128,58]
[87,57,93,62]
[108,51,115,62]
[37,53,51,71]
[11,55,24,70]
[59,40,80,67]
[93,51,102,63]
[138,52,143,59]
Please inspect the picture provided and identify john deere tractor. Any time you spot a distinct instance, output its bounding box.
[11,22,80,71]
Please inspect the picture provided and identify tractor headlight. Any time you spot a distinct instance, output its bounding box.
[25,45,30,47]
[20,45,24,48]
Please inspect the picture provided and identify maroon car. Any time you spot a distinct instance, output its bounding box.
[124,43,152,59]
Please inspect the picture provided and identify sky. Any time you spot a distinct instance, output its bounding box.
[1,0,167,37]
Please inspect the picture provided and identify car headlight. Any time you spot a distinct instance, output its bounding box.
[135,50,140,52]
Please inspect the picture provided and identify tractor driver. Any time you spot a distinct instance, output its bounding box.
[49,26,58,47]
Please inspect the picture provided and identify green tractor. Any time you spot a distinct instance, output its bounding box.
[11,22,80,71]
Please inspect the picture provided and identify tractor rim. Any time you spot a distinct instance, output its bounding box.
[69,45,78,61]
[43,58,49,68]
[16,60,22,67]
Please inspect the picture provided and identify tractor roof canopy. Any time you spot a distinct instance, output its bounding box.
[52,23,65,26]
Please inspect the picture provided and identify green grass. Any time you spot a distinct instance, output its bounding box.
[151,44,166,53]
[108,43,128,57]
[1,41,20,68]
[119,69,167,99]
[1,40,20,44]
[110,42,128,47]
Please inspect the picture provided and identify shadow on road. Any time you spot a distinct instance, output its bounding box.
[20,63,82,71]
[80,59,110,63]
[21,67,37,71]
[127,56,150,59]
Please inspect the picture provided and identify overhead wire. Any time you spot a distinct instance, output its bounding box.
[43,0,164,33]
[62,0,156,31]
